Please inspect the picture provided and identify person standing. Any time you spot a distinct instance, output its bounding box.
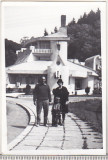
[25,84,31,95]
[53,79,69,125]
[33,76,51,127]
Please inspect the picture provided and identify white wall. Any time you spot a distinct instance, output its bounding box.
[68,77,75,95]
[50,41,67,63]
[68,77,95,95]
[27,52,38,62]
[50,41,58,62]
[59,41,67,63]
[6,73,10,85]
[48,40,68,92]
[88,76,94,94]
[47,66,58,92]
[47,65,69,92]
[61,66,69,88]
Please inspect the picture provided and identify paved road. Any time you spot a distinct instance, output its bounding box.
[7,97,103,151]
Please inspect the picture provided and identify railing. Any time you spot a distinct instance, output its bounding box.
[33,49,52,54]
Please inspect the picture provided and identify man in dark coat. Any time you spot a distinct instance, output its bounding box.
[33,76,51,127]
[53,79,69,125]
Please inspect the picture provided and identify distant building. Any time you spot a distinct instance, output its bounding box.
[85,55,101,71]
[85,55,101,90]
[6,15,98,95]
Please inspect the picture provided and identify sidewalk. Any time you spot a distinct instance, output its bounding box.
[7,97,103,150]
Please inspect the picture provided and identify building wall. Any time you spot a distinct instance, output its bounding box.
[88,76,94,94]
[58,41,67,63]
[50,41,58,61]
[61,66,69,88]
[27,49,38,62]
[82,78,88,89]
[47,66,58,92]
[85,55,101,71]
[68,77,75,94]
[47,40,69,91]
[7,72,95,95]
[47,65,69,91]
[50,41,67,63]
[85,58,94,69]
[68,77,95,95]
[95,56,101,70]
[7,74,47,89]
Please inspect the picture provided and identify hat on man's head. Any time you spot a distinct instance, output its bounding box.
[57,79,63,84]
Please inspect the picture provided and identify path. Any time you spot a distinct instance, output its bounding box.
[7,97,103,150]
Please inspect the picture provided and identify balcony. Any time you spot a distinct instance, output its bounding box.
[33,49,52,54]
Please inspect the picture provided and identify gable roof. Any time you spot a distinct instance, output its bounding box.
[7,59,98,77]
[6,61,52,74]
[67,60,98,76]
[85,55,101,61]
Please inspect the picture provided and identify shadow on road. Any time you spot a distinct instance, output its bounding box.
[11,125,26,129]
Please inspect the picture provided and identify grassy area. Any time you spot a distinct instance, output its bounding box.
[7,101,29,143]
[68,99,102,133]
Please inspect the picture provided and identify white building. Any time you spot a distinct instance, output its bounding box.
[6,15,98,95]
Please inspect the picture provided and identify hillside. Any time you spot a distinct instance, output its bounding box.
[5,39,22,67]
[67,9,101,61]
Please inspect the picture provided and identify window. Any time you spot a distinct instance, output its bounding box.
[75,78,82,90]
[39,41,50,49]
[9,74,17,84]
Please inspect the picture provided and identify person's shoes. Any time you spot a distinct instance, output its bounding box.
[36,124,40,127]
[44,124,48,127]
[60,121,64,126]
[59,122,62,125]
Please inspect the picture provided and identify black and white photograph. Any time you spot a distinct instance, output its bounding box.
[1,1,106,155]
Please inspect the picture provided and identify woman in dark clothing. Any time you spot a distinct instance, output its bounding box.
[53,79,69,125]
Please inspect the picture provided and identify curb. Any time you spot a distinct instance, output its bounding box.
[8,101,36,151]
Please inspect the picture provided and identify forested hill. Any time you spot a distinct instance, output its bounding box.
[5,39,22,67]
[67,9,101,61]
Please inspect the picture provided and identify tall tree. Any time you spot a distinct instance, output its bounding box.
[68,18,76,27]
[20,36,29,45]
[54,27,58,33]
[44,28,48,36]
[67,9,101,61]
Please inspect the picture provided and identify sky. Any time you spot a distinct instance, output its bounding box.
[2,2,106,43]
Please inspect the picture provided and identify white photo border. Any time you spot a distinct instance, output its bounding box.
[0,1,107,155]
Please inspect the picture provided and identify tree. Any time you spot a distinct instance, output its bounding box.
[67,9,101,61]
[5,39,21,67]
[54,27,58,33]
[85,86,90,95]
[20,36,29,45]
[44,28,48,36]
[68,18,76,27]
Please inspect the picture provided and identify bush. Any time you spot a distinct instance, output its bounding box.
[93,88,102,95]
[85,87,90,95]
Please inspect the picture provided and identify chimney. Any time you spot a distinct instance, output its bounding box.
[61,15,66,27]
